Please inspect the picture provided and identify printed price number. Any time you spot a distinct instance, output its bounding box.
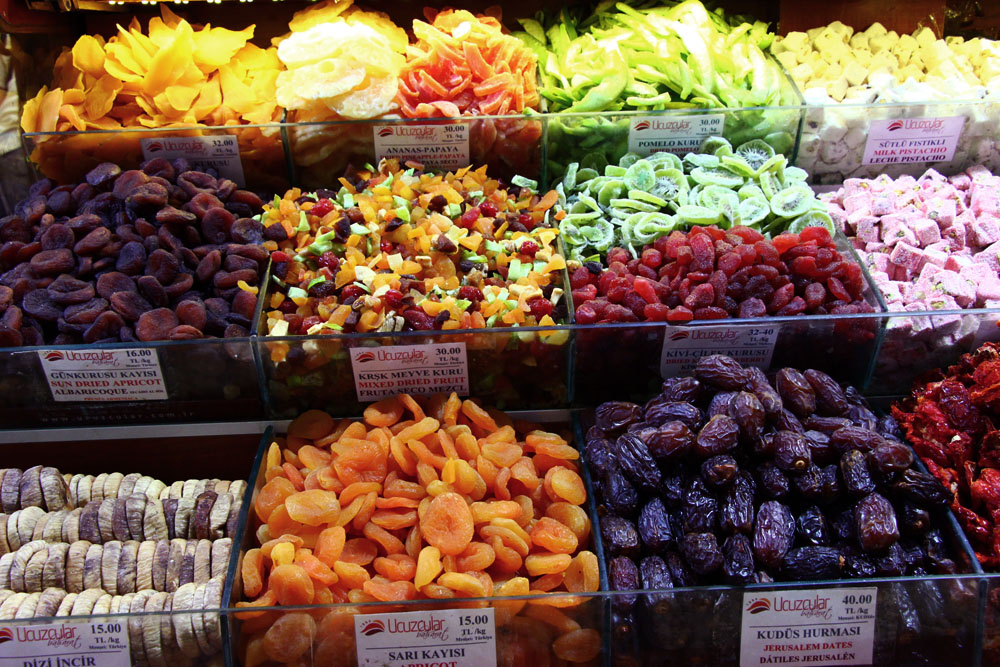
[701,117,723,126]
[211,137,235,148]
[746,327,777,337]
[459,614,489,627]
[433,345,464,356]
[90,622,123,635]
[841,593,873,606]
[444,125,464,132]
[124,349,152,358]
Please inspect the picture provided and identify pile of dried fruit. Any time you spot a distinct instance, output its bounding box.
[0,159,265,346]
[571,225,873,323]
[0,466,244,662]
[22,6,283,185]
[260,160,568,344]
[587,354,959,657]
[893,342,1000,568]
[237,394,601,665]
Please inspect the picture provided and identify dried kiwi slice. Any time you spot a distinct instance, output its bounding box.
[738,197,771,226]
[769,186,815,219]
[624,160,656,191]
[735,139,776,171]
[690,167,744,188]
[699,136,733,157]
[789,210,836,236]
[676,205,723,226]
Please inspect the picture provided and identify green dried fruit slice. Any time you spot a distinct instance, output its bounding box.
[737,197,770,226]
[624,160,656,191]
[735,139,775,171]
[789,210,836,236]
[699,136,733,157]
[769,186,815,218]
[676,205,723,225]
[690,166,744,188]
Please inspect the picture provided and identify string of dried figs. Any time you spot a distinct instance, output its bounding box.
[237,393,602,666]
[586,355,960,656]
[0,537,231,595]
[0,158,267,346]
[0,579,226,665]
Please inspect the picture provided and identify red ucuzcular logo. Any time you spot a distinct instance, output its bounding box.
[669,331,689,341]
[887,121,904,131]
[0,627,13,644]
[355,351,377,363]
[746,598,770,614]
[146,140,164,152]
[360,620,385,636]
[633,121,651,131]
[44,351,64,361]
[378,127,394,137]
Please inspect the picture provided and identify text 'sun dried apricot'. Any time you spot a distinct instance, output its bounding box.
[237,392,601,665]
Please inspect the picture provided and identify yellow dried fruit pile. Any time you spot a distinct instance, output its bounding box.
[21,6,284,187]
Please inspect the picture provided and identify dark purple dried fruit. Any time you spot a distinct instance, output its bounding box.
[830,426,883,454]
[86,162,121,188]
[110,290,152,321]
[780,546,844,580]
[82,310,125,343]
[680,532,723,575]
[596,401,643,433]
[722,534,754,584]
[115,241,147,275]
[638,555,673,612]
[604,465,639,517]
[664,551,696,587]
[694,355,748,390]
[64,298,108,325]
[752,501,795,569]
[756,463,789,500]
[614,432,662,492]
[840,449,876,497]
[868,441,914,476]
[644,401,703,430]
[147,249,180,285]
[96,272,137,300]
[855,492,899,552]
[47,275,94,305]
[136,275,168,308]
[719,471,754,536]
[900,503,931,537]
[728,391,764,444]
[804,415,852,433]
[796,506,830,547]
[73,227,111,256]
[638,498,673,554]
[660,376,703,403]
[775,368,816,417]
[40,224,74,251]
[21,289,61,321]
[804,369,849,416]
[771,408,804,433]
[803,430,835,465]
[644,421,693,463]
[700,455,738,490]
[707,391,737,418]
[889,469,950,508]
[773,431,812,473]
[682,478,717,533]
[693,414,739,458]
[29,248,75,275]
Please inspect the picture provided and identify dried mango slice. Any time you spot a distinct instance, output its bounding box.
[71,36,106,79]
[193,24,256,70]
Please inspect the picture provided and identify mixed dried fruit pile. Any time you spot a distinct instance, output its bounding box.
[893,342,1000,568]
[0,466,244,663]
[260,160,567,343]
[237,394,601,664]
[0,159,265,346]
[571,225,872,323]
[586,355,957,644]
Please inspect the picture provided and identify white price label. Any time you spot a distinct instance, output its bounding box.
[740,588,877,667]
[373,123,470,171]
[0,619,131,667]
[355,608,496,667]
[627,114,725,156]
[862,116,965,166]
[660,324,778,378]
[38,348,168,402]
[140,136,245,186]
[350,343,469,402]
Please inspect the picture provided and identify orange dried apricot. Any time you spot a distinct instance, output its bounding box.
[461,399,497,432]
[421,492,474,556]
[241,548,265,597]
[332,561,370,589]
[470,500,522,524]
[563,551,599,594]
[545,467,586,505]
[373,553,417,581]
[340,538,378,566]
[363,396,405,427]
[405,524,422,559]
[364,576,418,601]
[370,508,418,530]
[530,517,579,555]
[295,551,339,587]
[315,526,346,566]
[255,477,296,522]
[545,503,591,543]
[298,445,331,470]
[525,553,572,577]
[455,541,495,572]
[289,409,335,440]
[351,491,378,531]
[526,432,579,460]
[285,489,341,526]
[340,481,382,507]
[362,522,405,555]
[399,393,426,421]
[282,462,306,490]
[268,564,315,605]
[333,440,387,486]
[552,628,601,663]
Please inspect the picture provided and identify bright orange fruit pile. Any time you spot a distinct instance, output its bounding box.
[237,393,601,665]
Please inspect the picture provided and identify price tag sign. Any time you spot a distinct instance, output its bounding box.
[140,135,246,186]
[740,588,877,666]
[862,116,965,166]
[660,324,778,378]
[38,348,168,402]
[373,123,470,172]
[355,608,496,667]
[0,620,131,667]
[628,114,725,156]
[350,343,469,402]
